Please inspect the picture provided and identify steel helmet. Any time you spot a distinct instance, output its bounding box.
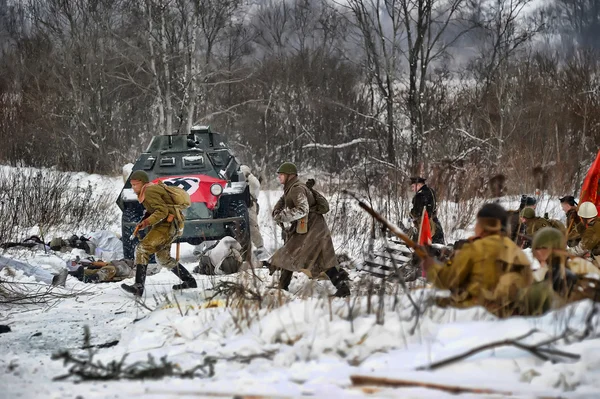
[578,201,598,218]
[532,227,566,250]
[520,207,536,219]
[277,162,298,175]
[129,170,150,183]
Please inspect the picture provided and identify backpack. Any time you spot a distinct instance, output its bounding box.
[547,218,566,234]
[158,181,191,210]
[306,179,329,215]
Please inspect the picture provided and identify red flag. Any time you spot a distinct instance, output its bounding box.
[580,149,600,214]
[419,211,432,277]
[419,211,432,246]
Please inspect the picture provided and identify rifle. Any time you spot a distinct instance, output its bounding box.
[130,224,141,240]
[342,190,429,260]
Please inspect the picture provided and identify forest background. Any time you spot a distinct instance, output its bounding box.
[1,0,599,203]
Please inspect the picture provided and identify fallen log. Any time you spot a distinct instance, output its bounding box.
[350,375,563,398]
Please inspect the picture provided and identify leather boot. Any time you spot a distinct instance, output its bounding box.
[68,265,85,281]
[121,264,147,297]
[325,267,351,297]
[278,269,293,291]
[171,264,197,290]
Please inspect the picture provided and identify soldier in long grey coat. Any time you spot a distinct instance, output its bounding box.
[268,162,350,297]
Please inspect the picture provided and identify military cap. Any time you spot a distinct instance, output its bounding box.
[476,203,507,232]
[559,195,577,206]
[409,176,426,184]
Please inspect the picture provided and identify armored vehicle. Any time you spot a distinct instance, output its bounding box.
[117,125,251,260]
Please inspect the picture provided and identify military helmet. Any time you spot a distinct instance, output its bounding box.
[578,201,598,218]
[129,170,149,183]
[532,227,566,250]
[520,207,536,219]
[277,162,298,175]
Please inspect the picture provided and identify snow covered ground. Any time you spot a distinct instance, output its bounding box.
[1,169,599,398]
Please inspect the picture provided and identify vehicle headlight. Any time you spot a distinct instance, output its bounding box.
[210,183,223,196]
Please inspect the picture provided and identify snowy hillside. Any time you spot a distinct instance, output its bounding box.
[1,167,599,398]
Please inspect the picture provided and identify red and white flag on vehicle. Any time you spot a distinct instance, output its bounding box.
[152,174,226,210]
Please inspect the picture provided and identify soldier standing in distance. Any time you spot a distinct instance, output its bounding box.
[409,176,445,244]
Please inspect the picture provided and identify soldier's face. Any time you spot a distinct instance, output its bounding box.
[560,203,570,213]
[131,179,145,195]
[411,184,418,192]
[533,248,551,262]
[277,173,287,185]
[474,221,484,236]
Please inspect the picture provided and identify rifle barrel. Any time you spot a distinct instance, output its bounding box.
[343,190,429,259]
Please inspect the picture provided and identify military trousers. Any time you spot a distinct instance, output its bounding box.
[135,223,179,269]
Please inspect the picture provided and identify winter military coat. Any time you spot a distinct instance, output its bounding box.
[580,219,600,256]
[269,176,338,276]
[566,208,585,247]
[134,183,182,267]
[410,184,438,219]
[410,184,445,244]
[525,217,565,239]
[139,183,182,233]
[506,209,524,241]
[427,234,538,316]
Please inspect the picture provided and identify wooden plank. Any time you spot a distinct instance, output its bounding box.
[370,251,411,263]
[350,375,563,398]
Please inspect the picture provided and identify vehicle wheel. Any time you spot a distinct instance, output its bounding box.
[228,200,251,260]
[121,222,136,260]
[121,205,143,261]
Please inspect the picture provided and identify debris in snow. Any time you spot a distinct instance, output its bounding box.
[52,327,216,382]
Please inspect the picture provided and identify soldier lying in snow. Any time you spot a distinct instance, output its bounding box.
[68,258,136,283]
[193,236,244,275]
[531,227,600,305]
[422,203,552,317]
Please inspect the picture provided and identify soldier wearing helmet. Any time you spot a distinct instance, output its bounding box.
[121,170,197,297]
[532,227,600,304]
[267,162,350,297]
[570,202,600,262]
[507,195,537,242]
[519,208,565,248]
